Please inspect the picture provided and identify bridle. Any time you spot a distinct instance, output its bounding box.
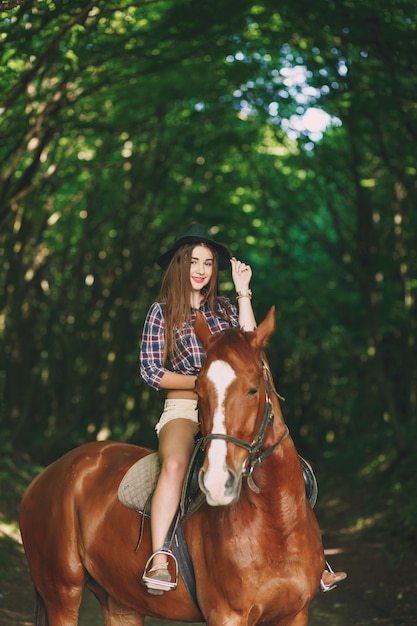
[199,356,289,491]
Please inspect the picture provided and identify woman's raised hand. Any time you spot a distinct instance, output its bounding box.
[231,257,252,292]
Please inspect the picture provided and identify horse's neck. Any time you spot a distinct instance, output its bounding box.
[256,434,307,513]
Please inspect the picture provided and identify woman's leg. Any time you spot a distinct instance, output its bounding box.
[149,418,199,568]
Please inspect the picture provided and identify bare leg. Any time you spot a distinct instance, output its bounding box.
[150,418,199,566]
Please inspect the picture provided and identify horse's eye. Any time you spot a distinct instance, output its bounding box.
[247,387,258,396]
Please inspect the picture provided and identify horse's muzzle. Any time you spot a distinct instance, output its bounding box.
[198,467,242,506]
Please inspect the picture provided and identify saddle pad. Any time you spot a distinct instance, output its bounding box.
[118,452,161,514]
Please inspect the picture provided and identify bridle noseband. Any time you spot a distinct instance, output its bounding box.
[199,357,289,490]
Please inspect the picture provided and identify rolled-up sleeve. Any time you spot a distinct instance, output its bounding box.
[139,303,168,390]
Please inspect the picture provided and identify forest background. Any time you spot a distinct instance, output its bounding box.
[1,0,416,595]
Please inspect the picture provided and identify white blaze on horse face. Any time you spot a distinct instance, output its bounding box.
[204,359,236,505]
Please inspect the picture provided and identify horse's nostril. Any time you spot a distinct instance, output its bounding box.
[225,470,237,495]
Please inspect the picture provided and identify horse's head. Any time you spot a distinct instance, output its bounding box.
[195,306,287,506]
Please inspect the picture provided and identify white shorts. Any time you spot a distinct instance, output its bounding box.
[155,399,199,437]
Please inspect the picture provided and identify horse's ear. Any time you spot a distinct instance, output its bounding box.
[194,310,214,348]
[251,306,276,348]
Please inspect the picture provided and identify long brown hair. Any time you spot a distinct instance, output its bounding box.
[159,243,233,361]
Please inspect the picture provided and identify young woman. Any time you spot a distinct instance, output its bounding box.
[139,224,346,594]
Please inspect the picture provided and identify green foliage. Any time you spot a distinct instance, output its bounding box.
[0,0,416,500]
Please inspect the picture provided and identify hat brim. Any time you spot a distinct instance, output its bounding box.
[157,236,231,270]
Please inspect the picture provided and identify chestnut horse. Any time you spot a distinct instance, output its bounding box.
[20,307,325,626]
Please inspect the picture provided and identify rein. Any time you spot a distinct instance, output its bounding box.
[200,357,289,487]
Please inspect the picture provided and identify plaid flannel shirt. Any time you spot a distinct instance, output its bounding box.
[140,298,239,390]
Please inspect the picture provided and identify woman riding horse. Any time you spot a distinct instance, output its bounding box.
[139,223,346,593]
[19,224,346,626]
[20,305,345,626]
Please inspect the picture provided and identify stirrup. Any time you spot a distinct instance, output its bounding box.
[321,579,337,593]
[142,549,178,592]
[320,561,341,593]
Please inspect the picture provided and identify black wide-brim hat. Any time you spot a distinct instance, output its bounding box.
[156,223,231,270]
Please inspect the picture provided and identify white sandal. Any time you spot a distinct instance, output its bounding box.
[142,550,178,594]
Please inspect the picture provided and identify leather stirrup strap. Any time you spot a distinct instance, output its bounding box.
[162,508,181,552]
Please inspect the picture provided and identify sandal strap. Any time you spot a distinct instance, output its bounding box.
[148,562,169,573]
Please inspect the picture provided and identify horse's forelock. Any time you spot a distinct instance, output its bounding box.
[205,328,260,374]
